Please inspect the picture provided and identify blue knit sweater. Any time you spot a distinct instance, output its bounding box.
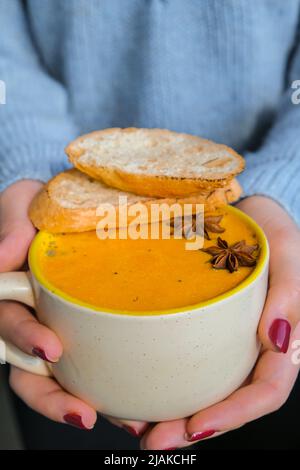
[1,0,300,224]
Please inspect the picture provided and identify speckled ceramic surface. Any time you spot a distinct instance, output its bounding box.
[0,208,269,421]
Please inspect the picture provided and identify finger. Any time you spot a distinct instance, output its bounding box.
[258,231,300,353]
[236,197,300,353]
[0,180,42,271]
[106,416,149,438]
[0,301,62,362]
[9,366,97,430]
[184,322,300,445]
[0,179,42,230]
[143,322,300,450]
[140,419,189,450]
[0,221,36,272]
[141,419,227,450]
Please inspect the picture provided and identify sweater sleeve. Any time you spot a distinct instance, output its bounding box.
[239,38,300,226]
[0,0,78,192]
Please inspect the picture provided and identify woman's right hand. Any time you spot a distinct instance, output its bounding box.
[0,180,99,430]
[0,180,148,436]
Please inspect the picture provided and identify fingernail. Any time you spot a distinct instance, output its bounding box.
[32,347,57,363]
[269,319,291,353]
[123,425,141,437]
[63,413,93,430]
[185,429,216,442]
[163,447,178,451]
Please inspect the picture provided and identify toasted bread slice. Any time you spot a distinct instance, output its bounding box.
[29,169,242,233]
[66,128,245,197]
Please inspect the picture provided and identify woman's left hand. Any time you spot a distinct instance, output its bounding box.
[138,196,300,450]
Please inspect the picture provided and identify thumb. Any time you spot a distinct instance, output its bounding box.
[0,180,42,271]
[258,231,300,354]
[0,222,36,272]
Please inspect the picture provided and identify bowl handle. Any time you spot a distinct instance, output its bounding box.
[0,272,51,376]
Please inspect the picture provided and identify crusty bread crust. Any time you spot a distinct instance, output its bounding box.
[66,128,245,197]
[29,170,242,233]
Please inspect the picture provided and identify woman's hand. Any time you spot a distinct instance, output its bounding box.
[1,180,94,429]
[141,196,300,450]
[0,180,148,436]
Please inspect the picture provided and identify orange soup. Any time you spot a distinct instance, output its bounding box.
[33,209,259,313]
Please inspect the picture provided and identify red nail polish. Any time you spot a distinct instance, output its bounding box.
[32,347,55,363]
[186,429,216,442]
[123,425,141,437]
[163,447,178,451]
[63,413,91,430]
[269,319,291,353]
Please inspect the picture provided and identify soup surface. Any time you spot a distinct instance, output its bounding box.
[33,209,259,312]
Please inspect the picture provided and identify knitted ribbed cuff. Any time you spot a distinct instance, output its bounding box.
[0,141,71,192]
[239,143,300,226]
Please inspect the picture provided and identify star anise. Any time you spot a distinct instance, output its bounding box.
[203,215,225,240]
[169,214,197,239]
[202,237,259,273]
[170,214,225,240]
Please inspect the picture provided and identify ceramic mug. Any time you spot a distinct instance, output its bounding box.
[0,206,269,421]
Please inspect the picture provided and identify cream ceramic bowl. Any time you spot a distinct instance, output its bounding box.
[0,206,269,421]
